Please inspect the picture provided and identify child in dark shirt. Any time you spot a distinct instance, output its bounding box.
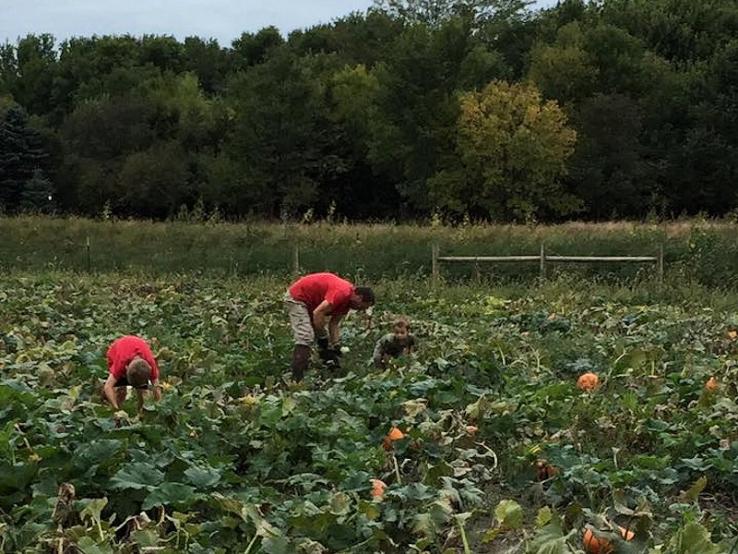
[373,317,416,368]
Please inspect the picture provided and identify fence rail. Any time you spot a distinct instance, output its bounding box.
[432,244,664,285]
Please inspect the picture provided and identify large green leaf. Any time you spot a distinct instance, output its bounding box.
[526,518,575,554]
[74,440,123,466]
[142,482,197,509]
[184,465,221,489]
[495,499,524,530]
[110,462,164,490]
[76,536,114,554]
[666,521,723,554]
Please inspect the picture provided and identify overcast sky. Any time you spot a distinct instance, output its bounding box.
[1,0,559,46]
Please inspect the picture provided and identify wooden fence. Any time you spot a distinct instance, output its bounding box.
[431,244,664,285]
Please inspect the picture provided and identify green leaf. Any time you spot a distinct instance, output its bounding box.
[667,521,723,554]
[262,535,290,554]
[536,507,553,528]
[74,440,123,466]
[184,465,221,489]
[495,499,524,530]
[526,518,574,554]
[76,536,114,554]
[329,491,351,515]
[142,482,196,510]
[130,528,160,547]
[110,462,164,490]
[79,497,108,526]
[679,476,707,503]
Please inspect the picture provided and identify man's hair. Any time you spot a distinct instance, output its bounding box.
[355,286,375,305]
[127,358,152,388]
[393,317,410,332]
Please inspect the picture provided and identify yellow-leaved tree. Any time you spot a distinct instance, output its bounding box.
[430,80,579,221]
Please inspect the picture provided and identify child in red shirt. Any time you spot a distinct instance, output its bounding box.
[103,335,162,413]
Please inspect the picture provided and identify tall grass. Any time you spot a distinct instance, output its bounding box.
[2,215,737,286]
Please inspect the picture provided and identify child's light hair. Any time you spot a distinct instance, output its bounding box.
[392,317,410,332]
[127,358,151,388]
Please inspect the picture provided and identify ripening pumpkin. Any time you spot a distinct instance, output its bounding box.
[728,330,737,340]
[370,479,387,500]
[705,376,719,392]
[577,372,600,391]
[583,526,634,554]
[383,426,406,450]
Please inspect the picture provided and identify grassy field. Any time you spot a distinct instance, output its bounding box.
[2,271,738,552]
[4,216,738,286]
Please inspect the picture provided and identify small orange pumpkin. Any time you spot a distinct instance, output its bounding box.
[577,372,600,391]
[382,426,406,450]
[583,526,634,554]
[705,376,719,392]
[370,479,387,500]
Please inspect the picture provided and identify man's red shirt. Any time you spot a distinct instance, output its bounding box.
[107,336,160,381]
[289,273,354,316]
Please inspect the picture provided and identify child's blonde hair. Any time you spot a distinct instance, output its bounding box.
[127,358,151,388]
[392,317,410,332]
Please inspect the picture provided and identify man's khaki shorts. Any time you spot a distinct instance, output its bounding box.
[284,291,314,346]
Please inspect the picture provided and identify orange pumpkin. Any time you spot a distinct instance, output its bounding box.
[370,479,387,500]
[705,376,719,392]
[465,425,479,436]
[583,526,634,554]
[577,372,600,391]
[382,426,406,450]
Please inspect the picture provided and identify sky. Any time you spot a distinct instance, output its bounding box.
[0,0,559,46]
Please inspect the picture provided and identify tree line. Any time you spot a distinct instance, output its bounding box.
[1,0,738,222]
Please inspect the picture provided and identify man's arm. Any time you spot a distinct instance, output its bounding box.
[152,379,162,401]
[312,301,333,340]
[103,375,120,409]
[328,314,344,346]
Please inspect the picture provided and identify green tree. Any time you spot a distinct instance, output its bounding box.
[222,47,345,217]
[430,80,578,220]
[20,168,55,213]
[373,0,531,27]
[528,22,598,103]
[0,104,49,212]
[570,93,649,219]
[117,141,191,218]
[182,37,229,94]
[368,17,507,213]
[231,27,284,70]
[0,34,57,116]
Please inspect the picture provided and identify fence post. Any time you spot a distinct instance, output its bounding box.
[86,236,91,273]
[657,244,664,284]
[539,243,546,279]
[292,244,300,276]
[431,243,439,287]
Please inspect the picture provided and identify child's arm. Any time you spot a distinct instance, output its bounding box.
[136,389,145,413]
[152,379,162,401]
[372,338,386,368]
[103,375,120,410]
[403,335,417,356]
